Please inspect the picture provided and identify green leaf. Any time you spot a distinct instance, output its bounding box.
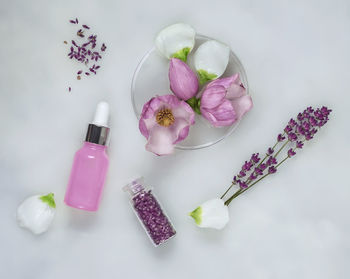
[189,206,202,225]
[186,97,201,115]
[171,47,191,62]
[197,69,217,85]
[40,193,56,208]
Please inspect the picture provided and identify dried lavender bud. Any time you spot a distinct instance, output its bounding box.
[66,18,106,85]
[64,41,67,44]
[77,76,81,80]
[68,87,71,92]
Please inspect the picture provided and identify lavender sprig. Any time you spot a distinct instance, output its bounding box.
[221,106,332,206]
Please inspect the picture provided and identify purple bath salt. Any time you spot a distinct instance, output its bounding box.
[123,177,176,246]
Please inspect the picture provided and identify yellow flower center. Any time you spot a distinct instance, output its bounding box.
[156,108,175,127]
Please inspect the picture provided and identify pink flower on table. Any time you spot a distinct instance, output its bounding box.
[200,74,253,127]
[169,58,199,100]
[139,94,195,155]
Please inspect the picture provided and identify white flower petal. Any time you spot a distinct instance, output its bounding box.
[190,198,229,230]
[155,23,195,60]
[194,40,230,80]
[17,194,56,235]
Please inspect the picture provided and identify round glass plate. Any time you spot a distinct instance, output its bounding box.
[131,34,249,150]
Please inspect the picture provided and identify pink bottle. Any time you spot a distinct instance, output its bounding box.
[65,101,110,211]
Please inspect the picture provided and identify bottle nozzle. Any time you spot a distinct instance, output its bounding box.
[93,101,109,127]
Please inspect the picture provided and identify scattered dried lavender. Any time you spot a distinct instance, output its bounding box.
[132,190,176,246]
[66,18,107,91]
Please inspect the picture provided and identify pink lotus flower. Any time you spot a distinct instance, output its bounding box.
[169,58,199,100]
[139,94,195,155]
[200,74,253,127]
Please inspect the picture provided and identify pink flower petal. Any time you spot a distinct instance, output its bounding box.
[201,99,236,127]
[207,73,239,89]
[226,83,246,99]
[231,95,253,120]
[169,58,198,100]
[200,85,227,109]
[170,117,191,144]
[146,125,175,156]
[171,101,195,125]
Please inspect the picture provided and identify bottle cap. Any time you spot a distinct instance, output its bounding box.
[85,101,110,146]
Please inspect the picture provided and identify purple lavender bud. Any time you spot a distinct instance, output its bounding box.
[268,166,277,174]
[69,20,76,24]
[242,161,253,171]
[305,133,313,141]
[266,156,277,166]
[321,106,331,116]
[309,116,317,127]
[297,125,305,135]
[82,24,90,29]
[302,121,311,131]
[288,132,298,141]
[254,167,263,176]
[238,170,246,178]
[306,107,314,113]
[249,173,257,180]
[284,125,292,133]
[233,176,238,183]
[277,133,286,142]
[251,153,260,164]
[239,181,248,189]
[287,148,296,157]
[296,141,304,149]
[288,118,297,127]
[267,147,274,155]
[75,18,79,24]
[260,163,267,171]
[297,113,303,121]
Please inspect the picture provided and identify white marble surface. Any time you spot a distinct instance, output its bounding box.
[1,0,350,278]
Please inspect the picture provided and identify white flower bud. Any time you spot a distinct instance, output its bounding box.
[194,40,230,84]
[17,193,56,235]
[189,198,229,230]
[155,23,196,62]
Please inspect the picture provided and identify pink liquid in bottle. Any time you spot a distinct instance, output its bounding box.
[64,102,110,211]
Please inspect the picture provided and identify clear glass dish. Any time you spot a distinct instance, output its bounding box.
[131,34,249,150]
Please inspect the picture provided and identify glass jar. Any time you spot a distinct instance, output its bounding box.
[123,177,176,246]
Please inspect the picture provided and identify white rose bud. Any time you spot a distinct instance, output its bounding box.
[189,198,229,230]
[155,23,196,62]
[17,193,56,235]
[194,40,230,84]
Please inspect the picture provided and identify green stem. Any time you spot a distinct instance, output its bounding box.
[220,139,281,200]
[220,182,235,199]
[224,151,294,206]
[274,140,289,158]
[225,173,270,206]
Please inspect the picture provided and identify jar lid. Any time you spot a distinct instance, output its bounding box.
[122,177,145,196]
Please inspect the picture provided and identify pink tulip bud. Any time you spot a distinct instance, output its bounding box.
[169,58,199,100]
[200,74,253,127]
